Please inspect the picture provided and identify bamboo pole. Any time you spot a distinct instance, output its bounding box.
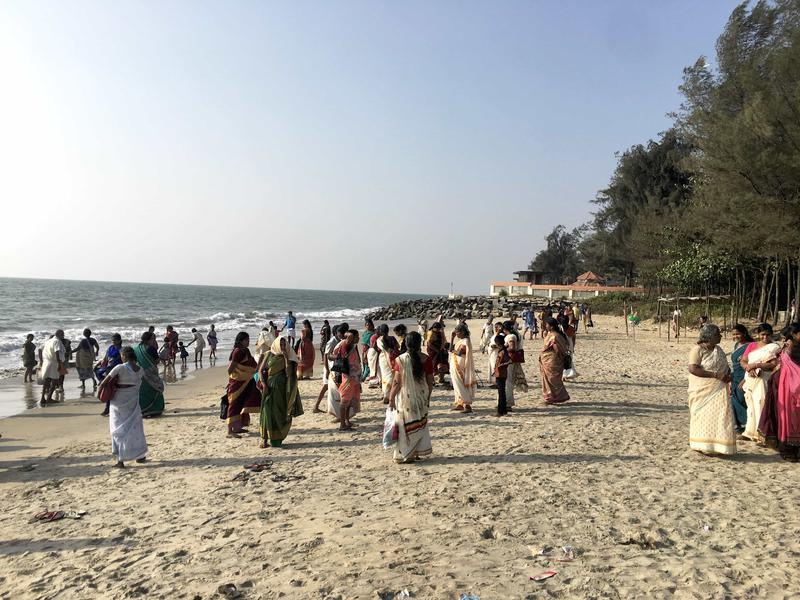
[624,303,629,338]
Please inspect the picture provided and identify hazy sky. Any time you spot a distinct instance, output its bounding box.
[1,1,737,295]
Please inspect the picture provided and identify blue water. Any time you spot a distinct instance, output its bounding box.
[0,277,430,375]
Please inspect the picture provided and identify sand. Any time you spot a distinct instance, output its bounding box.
[1,315,799,599]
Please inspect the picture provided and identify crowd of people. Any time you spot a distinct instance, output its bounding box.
[687,321,800,462]
[18,325,215,467]
[223,306,584,463]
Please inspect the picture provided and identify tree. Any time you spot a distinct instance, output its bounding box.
[529,225,584,284]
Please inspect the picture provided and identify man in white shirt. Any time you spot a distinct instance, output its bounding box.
[40,330,66,404]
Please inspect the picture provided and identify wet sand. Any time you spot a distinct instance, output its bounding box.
[1,315,798,599]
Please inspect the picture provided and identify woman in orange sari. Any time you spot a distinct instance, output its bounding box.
[539,317,570,405]
[225,332,261,438]
[333,329,362,430]
[296,319,315,380]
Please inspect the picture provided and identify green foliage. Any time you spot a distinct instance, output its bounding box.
[529,225,584,283]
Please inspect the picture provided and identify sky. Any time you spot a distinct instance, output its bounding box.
[0,0,739,295]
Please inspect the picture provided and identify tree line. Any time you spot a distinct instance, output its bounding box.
[529,1,800,325]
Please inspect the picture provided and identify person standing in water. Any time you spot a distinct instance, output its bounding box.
[22,334,37,382]
[207,324,218,360]
[186,328,206,365]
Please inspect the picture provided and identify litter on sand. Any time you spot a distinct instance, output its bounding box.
[458,594,480,600]
[530,570,558,582]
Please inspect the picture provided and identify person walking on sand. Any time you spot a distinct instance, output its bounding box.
[376,324,400,403]
[97,334,124,416]
[486,322,503,387]
[388,331,434,464]
[503,320,528,407]
[186,328,206,365]
[280,311,297,347]
[135,332,165,418]
[259,337,303,448]
[479,316,494,353]
[22,334,37,383]
[255,325,275,363]
[539,318,570,405]
[225,332,261,438]
[40,330,66,404]
[449,324,476,413]
[207,324,218,360]
[320,320,332,356]
[493,334,512,416]
[426,321,449,387]
[315,323,347,413]
[687,324,735,456]
[97,346,148,468]
[361,318,377,382]
[296,319,315,380]
[333,329,362,431]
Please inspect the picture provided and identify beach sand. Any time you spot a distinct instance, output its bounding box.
[1,315,799,599]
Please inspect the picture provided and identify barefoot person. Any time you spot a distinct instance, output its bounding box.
[388,331,434,463]
[22,334,37,383]
[741,323,780,441]
[98,346,148,468]
[75,329,99,391]
[135,332,165,418]
[40,330,66,404]
[539,318,570,405]
[259,337,303,448]
[315,323,346,413]
[225,332,261,437]
[333,329,362,430]
[296,319,315,380]
[376,324,399,403]
[449,323,476,413]
[207,324,218,360]
[97,334,124,417]
[687,324,735,456]
[758,323,800,461]
[186,328,206,365]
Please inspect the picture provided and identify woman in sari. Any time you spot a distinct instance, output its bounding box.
[687,324,735,456]
[361,319,376,382]
[449,324,476,413]
[740,323,780,442]
[486,322,503,387]
[503,320,529,408]
[134,332,166,417]
[334,329,362,430]
[259,337,303,447]
[539,317,570,405]
[207,324,218,360]
[97,334,124,417]
[426,322,449,386]
[758,324,800,461]
[730,324,753,433]
[225,332,261,438]
[75,328,99,392]
[389,331,434,463]
[97,347,148,468]
[376,324,399,403]
[296,319,315,380]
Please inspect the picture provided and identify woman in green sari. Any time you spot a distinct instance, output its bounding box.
[135,332,165,417]
[259,337,303,448]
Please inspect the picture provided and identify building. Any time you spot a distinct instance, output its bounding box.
[489,271,644,299]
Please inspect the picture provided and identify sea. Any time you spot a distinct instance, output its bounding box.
[0,277,430,378]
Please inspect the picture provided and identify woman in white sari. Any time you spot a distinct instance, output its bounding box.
[687,324,736,456]
[376,324,399,402]
[486,322,503,387]
[98,347,148,468]
[740,323,780,441]
[389,332,434,463]
[449,324,476,413]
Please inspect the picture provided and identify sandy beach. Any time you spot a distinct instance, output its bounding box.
[1,315,799,599]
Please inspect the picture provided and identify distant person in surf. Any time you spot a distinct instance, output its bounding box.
[22,334,37,382]
[280,311,297,347]
[39,330,66,404]
[185,327,206,364]
[207,324,218,359]
[75,328,100,391]
[164,326,179,366]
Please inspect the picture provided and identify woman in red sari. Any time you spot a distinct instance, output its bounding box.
[225,331,261,438]
[426,321,449,386]
[296,319,315,380]
[759,323,800,462]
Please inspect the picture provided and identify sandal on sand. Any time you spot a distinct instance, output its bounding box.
[32,511,65,523]
[463,406,473,413]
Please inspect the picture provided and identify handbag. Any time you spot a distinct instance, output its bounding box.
[382,408,399,449]
[331,353,350,375]
[97,375,119,403]
[219,393,229,420]
[563,353,573,370]
[510,349,525,364]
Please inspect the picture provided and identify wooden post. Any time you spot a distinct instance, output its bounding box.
[657,299,662,338]
[624,303,629,338]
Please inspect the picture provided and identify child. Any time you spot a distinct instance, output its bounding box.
[23,334,37,382]
[178,341,189,367]
[493,334,511,416]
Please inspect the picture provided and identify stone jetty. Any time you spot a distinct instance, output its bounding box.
[367,295,573,322]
